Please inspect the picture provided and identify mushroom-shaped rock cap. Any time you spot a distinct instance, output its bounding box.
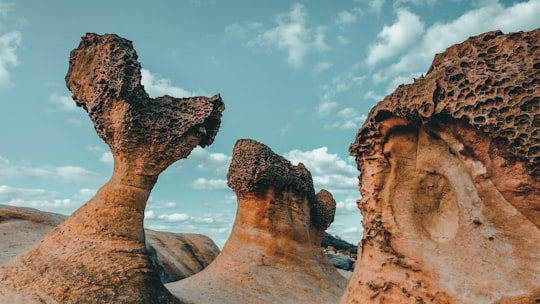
[227,139,334,230]
[167,139,346,304]
[66,33,224,175]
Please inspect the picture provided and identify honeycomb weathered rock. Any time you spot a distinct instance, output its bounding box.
[343,29,540,304]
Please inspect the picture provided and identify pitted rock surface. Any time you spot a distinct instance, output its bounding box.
[343,29,540,304]
[0,33,224,304]
[167,139,347,304]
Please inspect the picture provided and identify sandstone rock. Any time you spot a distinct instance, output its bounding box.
[167,139,348,304]
[0,33,224,304]
[0,204,220,284]
[145,230,220,283]
[343,29,540,303]
[326,253,353,271]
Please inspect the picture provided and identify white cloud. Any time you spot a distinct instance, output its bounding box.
[371,0,540,89]
[283,147,358,195]
[317,71,365,117]
[141,68,200,98]
[0,155,101,183]
[0,28,20,88]
[99,151,113,165]
[335,197,359,215]
[158,213,190,222]
[312,61,332,76]
[191,177,228,191]
[232,3,328,69]
[334,8,363,27]
[48,92,79,112]
[317,100,338,117]
[189,146,231,175]
[366,8,425,66]
[325,108,368,130]
[0,185,95,215]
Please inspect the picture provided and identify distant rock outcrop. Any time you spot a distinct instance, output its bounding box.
[343,29,540,303]
[167,139,348,304]
[0,204,220,283]
[0,33,224,304]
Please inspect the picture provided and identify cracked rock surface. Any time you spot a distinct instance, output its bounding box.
[343,29,540,304]
[0,33,224,304]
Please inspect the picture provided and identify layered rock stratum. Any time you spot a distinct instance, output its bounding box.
[343,29,540,303]
[0,204,220,283]
[167,139,348,304]
[0,33,224,303]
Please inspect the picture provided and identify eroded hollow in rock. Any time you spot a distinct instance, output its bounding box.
[343,29,540,304]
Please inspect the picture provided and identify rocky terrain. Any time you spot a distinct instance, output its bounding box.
[0,33,224,303]
[0,204,220,283]
[343,29,540,303]
[1,28,539,304]
[166,139,348,304]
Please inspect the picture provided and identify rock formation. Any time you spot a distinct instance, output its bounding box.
[145,229,220,283]
[343,29,540,303]
[167,139,348,303]
[0,33,224,303]
[0,204,220,283]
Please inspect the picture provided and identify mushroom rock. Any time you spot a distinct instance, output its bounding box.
[167,139,347,304]
[343,29,540,303]
[0,33,224,304]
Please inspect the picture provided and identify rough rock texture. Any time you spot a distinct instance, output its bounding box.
[0,205,220,283]
[343,29,540,303]
[167,139,347,304]
[145,230,220,283]
[0,33,224,304]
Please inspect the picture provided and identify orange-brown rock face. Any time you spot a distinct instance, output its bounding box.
[342,29,540,303]
[167,139,347,304]
[0,33,224,304]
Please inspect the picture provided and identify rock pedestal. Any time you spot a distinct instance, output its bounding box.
[0,33,224,303]
[167,139,347,304]
[343,29,540,303]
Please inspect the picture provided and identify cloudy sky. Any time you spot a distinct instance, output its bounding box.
[0,0,538,247]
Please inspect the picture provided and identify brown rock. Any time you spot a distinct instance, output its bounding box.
[0,205,220,284]
[145,230,220,283]
[0,33,224,303]
[166,139,347,303]
[343,29,540,303]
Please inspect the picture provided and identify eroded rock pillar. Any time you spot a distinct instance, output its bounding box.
[0,33,224,304]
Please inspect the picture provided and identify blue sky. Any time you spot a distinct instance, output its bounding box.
[0,0,538,247]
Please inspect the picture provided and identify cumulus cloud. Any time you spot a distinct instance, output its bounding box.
[189,146,231,175]
[0,185,94,214]
[227,3,328,69]
[312,61,332,76]
[371,0,540,90]
[0,2,21,89]
[317,71,365,117]
[366,8,425,66]
[0,155,101,183]
[48,92,79,112]
[283,147,358,194]
[141,68,201,98]
[325,107,368,129]
[334,8,363,27]
[191,177,228,191]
